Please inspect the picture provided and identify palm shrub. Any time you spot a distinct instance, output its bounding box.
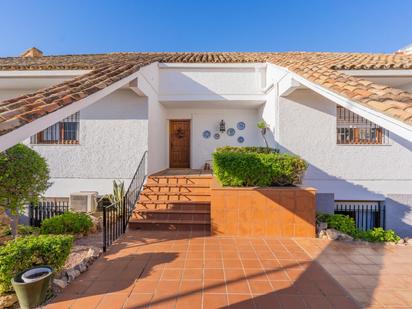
[212,147,307,187]
[0,235,73,293]
[0,144,50,237]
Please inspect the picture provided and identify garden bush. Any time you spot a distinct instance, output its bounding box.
[358,227,400,243]
[317,213,358,236]
[317,213,401,242]
[0,234,73,293]
[40,212,93,235]
[215,146,279,154]
[212,147,307,187]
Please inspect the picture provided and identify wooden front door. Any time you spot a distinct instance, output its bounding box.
[169,120,191,168]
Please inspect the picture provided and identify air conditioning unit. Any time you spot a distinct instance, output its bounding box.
[69,191,98,213]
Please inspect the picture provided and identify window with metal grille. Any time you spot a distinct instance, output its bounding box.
[31,112,80,144]
[336,106,389,144]
[334,201,385,231]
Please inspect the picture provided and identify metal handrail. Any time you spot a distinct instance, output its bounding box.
[103,151,148,252]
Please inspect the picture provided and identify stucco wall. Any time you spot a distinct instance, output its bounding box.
[165,107,263,169]
[278,89,412,200]
[27,89,148,196]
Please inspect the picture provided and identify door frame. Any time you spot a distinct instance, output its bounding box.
[168,119,191,168]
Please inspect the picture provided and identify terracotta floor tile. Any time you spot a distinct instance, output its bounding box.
[96,293,129,309]
[203,293,228,308]
[277,294,306,309]
[226,280,251,294]
[182,268,203,280]
[132,279,158,293]
[71,295,104,309]
[122,293,153,309]
[175,293,202,309]
[304,295,334,309]
[48,232,412,309]
[162,268,183,280]
[327,295,359,309]
[203,279,227,294]
[248,280,273,294]
[204,268,225,280]
[227,293,255,309]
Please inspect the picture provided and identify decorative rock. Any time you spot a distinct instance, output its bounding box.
[66,268,81,282]
[77,261,87,273]
[53,278,67,290]
[325,228,339,240]
[0,293,17,308]
[397,238,405,245]
[324,228,353,241]
[317,230,328,239]
[317,222,328,231]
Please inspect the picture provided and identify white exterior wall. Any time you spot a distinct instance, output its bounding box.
[165,107,263,169]
[27,89,148,196]
[277,89,412,200]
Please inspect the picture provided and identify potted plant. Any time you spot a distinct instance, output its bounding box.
[11,265,53,309]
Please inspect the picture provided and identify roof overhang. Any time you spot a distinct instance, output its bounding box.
[0,71,143,152]
[272,64,412,142]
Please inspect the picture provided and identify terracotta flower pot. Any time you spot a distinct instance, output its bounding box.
[11,265,53,309]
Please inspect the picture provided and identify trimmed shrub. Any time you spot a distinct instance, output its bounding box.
[317,213,401,242]
[358,228,400,243]
[0,234,73,293]
[40,212,93,235]
[215,146,279,154]
[212,148,307,187]
[317,213,358,236]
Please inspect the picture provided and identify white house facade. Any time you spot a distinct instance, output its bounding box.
[0,51,412,235]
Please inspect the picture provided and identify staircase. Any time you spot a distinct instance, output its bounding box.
[129,171,212,232]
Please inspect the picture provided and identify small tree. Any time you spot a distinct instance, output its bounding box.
[257,120,269,148]
[0,144,50,237]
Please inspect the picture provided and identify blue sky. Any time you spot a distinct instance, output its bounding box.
[0,0,411,57]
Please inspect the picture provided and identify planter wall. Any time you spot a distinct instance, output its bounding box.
[211,178,316,237]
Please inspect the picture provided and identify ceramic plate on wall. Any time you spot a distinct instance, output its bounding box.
[227,128,235,136]
[202,130,211,139]
[237,122,246,130]
[214,133,220,140]
[237,136,244,143]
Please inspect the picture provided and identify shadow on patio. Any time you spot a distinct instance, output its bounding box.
[45,230,412,309]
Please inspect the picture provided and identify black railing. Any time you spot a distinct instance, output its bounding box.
[335,201,385,231]
[29,198,70,227]
[103,151,147,252]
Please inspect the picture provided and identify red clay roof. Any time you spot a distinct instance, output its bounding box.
[1,52,412,136]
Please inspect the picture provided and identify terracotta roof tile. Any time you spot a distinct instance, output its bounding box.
[1,52,412,137]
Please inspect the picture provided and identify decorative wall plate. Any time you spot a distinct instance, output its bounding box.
[237,122,246,130]
[202,130,211,139]
[214,133,220,140]
[237,136,245,143]
[227,128,235,136]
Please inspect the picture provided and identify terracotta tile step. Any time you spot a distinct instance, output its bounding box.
[128,218,211,231]
[146,177,212,186]
[139,192,211,202]
[135,209,210,214]
[136,201,210,211]
[133,208,210,221]
[141,192,210,196]
[143,184,210,193]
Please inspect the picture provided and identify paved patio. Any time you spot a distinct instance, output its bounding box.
[45,231,412,309]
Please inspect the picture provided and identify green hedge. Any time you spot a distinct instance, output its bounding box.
[40,212,93,235]
[212,147,307,187]
[0,235,73,293]
[317,213,401,242]
[215,146,279,154]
